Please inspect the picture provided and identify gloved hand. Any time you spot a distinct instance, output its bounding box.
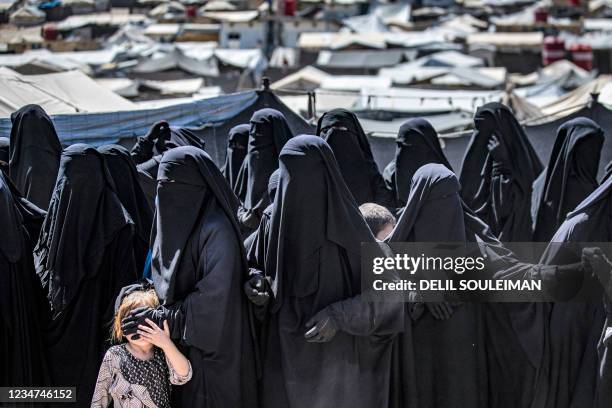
[244,274,270,306]
[425,301,454,320]
[304,308,338,343]
[487,134,510,165]
[121,305,169,339]
[145,121,170,143]
[114,280,154,314]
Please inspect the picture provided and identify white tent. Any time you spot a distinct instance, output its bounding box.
[0,69,136,117]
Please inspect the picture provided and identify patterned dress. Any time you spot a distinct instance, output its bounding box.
[91,344,192,408]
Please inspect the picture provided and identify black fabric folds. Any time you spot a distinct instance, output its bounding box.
[222,124,250,193]
[383,118,453,207]
[34,144,138,407]
[98,144,154,270]
[531,117,604,241]
[9,104,62,209]
[387,164,487,408]
[316,109,393,206]
[150,146,258,408]
[235,109,292,232]
[460,102,543,242]
[0,171,49,387]
[0,137,9,174]
[260,135,402,408]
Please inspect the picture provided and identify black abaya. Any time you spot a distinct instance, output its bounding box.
[0,171,49,386]
[260,135,403,408]
[34,144,138,407]
[383,118,453,207]
[531,117,604,241]
[98,144,154,271]
[149,146,258,408]
[9,105,62,210]
[235,109,292,233]
[222,124,250,194]
[387,163,487,408]
[460,102,543,242]
[316,109,393,206]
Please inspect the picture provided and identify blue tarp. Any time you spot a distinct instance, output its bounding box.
[0,91,258,146]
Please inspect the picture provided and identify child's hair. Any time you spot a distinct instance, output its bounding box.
[359,203,397,237]
[111,289,159,343]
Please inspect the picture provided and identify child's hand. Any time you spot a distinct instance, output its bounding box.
[137,319,174,351]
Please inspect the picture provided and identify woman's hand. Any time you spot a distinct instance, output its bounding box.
[137,319,174,351]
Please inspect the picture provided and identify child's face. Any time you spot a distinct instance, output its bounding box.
[126,333,154,350]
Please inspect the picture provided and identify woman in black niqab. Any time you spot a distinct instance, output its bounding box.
[98,144,154,271]
[316,109,393,206]
[34,144,138,407]
[531,117,604,242]
[126,146,258,408]
[0,170,49,387]
[222,124,250,194]
[383,118,453,208]
[9,104,62,210]
[260,135,402,408]
[460,102,543,242]
[386,163,487,408]
[235,109,292,233]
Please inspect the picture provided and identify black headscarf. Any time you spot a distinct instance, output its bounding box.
[34,144,134,312]
[383,118,453,207]
[316,109,391,206]
[9,104,62,210]
[152,146,241,303]
[98,144,154,269]
[388,163,465,242]
[222,124,250,193]
[150,146,258,408]
[0,137,9,174]
[460,102,543,241]
[265,134,376,312]
[235,109,292,230]
[532,117,604,242]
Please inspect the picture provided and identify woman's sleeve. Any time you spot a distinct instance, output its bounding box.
[166,356,193,385]
[90,351,113,408]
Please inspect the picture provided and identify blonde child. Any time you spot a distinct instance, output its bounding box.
[91,289,192,408]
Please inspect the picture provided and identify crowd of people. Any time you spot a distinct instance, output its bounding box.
[1,101,612,408]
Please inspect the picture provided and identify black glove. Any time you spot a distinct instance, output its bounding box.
[121,305,169,339]
[114,279,154,314]
[304,307,338,343]
[487,134,510,166]
[244,274,270,306]
[145,121,170,143]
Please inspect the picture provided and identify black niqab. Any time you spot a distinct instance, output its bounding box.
[460,102,543,241]
[222,124,250,193]
[316,109,392,206]
[532,117,604,241]
[235,109,292,231]
[261,135,402,408]
[151,146,258,408]
[34,144,138,407]
[9,104,62,210]
[383,118,453,207]
[387,164,486,408]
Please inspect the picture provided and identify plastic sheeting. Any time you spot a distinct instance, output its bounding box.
[0,91,258,147]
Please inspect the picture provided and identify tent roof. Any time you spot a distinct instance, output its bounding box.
[0,70,136,117]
